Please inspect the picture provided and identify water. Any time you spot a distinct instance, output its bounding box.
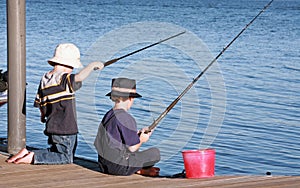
[0,0,300,176]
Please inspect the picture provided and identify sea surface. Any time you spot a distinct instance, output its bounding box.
[0,0,299,176]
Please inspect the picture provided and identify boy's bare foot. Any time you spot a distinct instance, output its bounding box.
[14,152,34,164]
[136,167,160,177]
[6,148,29,163]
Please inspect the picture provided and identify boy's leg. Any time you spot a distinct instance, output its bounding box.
[33,134,77,165]
[127,147,161,176]
[134,147,160,167]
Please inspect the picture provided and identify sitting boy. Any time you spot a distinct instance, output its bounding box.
[94,78,160,176]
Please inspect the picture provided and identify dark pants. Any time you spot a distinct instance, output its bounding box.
[98,147,160,176]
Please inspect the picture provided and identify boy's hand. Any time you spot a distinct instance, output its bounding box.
[92,62,104,71]
[138,127,151,135]
[138,127,152,143]
[41,117,46,123]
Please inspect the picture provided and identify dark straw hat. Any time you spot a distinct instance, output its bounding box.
[106,78,142,98]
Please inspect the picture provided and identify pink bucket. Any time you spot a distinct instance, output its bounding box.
[182,149,215,178]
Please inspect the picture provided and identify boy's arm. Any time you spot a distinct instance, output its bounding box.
[40,108,46,123]
[128,128,152,152]
[128,142,142,153]
[75,62,104,82]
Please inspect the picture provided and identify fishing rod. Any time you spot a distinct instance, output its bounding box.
[145,0,274,133]
[94,31,186,70]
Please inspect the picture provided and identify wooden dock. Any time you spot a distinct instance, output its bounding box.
[0,152,300,188]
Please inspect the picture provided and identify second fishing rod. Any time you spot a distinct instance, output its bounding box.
[145,0,274,133]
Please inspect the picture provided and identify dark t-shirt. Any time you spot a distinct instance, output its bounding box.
[34,72,82,135]
[102,109,140,150]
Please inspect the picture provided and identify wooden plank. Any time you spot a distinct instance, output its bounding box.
[1,152,300,188]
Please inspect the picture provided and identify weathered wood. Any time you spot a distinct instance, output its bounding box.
[0,152,299,188]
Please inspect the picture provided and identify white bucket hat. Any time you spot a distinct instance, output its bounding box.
[48,43,83,68]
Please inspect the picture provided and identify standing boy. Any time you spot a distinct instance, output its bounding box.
[7,43,104,164]
[94,78,160,176]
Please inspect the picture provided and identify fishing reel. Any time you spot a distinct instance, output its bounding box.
[0,69,8,92]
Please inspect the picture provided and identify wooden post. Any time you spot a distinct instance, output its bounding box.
[7,0,26,154]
